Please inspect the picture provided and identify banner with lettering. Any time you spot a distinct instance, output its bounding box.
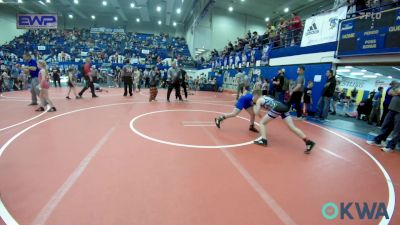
[301,6,348,47]
[17,14,58,29]
[90,27,125,34]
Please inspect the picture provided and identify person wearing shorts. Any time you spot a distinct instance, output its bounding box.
[252,89,315,153]
[66,68,80,100]
[35,60,56,112]
[214,92,258,132]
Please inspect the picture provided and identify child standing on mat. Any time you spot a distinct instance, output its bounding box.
[252,89,315,153]
[215,89,258,132]
[66,68,80,100]
[35,60,56,112]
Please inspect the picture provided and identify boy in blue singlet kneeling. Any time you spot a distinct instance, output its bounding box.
[252,89,315,153]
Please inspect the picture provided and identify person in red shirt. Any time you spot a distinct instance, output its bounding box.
[78,57,98,98]
[288,13,302,46]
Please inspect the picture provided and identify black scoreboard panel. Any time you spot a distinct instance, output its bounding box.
[337,7,400,57]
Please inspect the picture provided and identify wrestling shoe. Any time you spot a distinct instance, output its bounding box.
[48,107,57,112]
[305,140,315,154]
[366,140,382,147]
[254,139,268,147]
[215,117,222,128]
[35,107,45,112]
[249,125,258,133]
[381,147,394,153]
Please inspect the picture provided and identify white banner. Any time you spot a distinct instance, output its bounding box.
[90,27,125,34]
[141,49,150,55]
[301,6,347,47]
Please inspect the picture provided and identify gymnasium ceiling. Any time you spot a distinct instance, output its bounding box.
[213,0,335,21]
[0,0,336,27]
[0,0,196,27]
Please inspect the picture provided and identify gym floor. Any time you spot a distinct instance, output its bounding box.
[0,88,399,225]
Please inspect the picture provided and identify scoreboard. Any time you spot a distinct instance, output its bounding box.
[337,7,400,57]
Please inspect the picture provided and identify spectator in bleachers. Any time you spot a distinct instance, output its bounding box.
[277,17,289,48]
[265,22,277,46]
[288,13,303,46]
[316,69,337,120]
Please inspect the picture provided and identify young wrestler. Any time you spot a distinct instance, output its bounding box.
[252,89,315,153]
[35,60,56,112]
[66,68,80,99]
[215,90,258,132]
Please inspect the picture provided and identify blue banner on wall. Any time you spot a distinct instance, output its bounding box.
[337,7,400,57]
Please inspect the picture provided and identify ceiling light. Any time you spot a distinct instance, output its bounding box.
[45,0,50,3]
[388,76,393,79]
[114,16,118,21]
[0,0,3,3]
[350,72,364,76]
[345,66,353,69]
[68,14,73,19]
[158,20,162,25]
[38,1,46,5]
[18,0,23,3]
[130,3,135,8]
[265,17,270,22]
[360,69,367,72]
[284,7,289,13]
[392,66,400,71]
[241,0,245,2]
[176,8,181,14]
[74,0,78,4]
[228,6,233,12]
[336,69,350,73]
[91,15,95,19]
[156,6,161,12]
[136,18,140,22]
[363,75,377,78]
[173,22,177,27]
[375,73,382,76]
[102,1,107,6]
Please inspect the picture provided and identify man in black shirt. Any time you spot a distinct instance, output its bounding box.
[272,69,285,103]
[316,69,336,120]
[179,65,188,99]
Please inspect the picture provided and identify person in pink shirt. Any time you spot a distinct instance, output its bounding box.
[35,60,56,112]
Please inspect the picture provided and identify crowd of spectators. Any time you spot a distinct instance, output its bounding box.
[207,0,400,65]
[210,12,303,61]
[0,28,192,66]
